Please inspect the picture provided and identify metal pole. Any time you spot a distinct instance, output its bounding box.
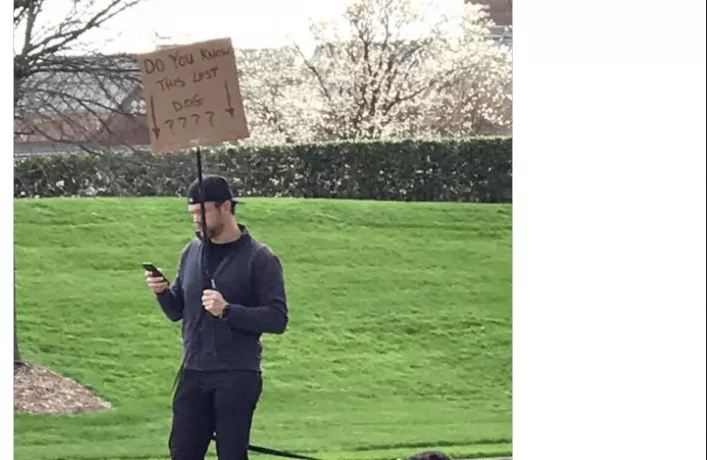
[172,146,210,392]
[195,146,210,284]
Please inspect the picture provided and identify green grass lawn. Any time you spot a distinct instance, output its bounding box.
[14,197,512,460]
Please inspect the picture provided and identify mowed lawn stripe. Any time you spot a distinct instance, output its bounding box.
[15,197,511,460]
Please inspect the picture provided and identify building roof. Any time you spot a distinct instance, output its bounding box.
[466,0,512,26]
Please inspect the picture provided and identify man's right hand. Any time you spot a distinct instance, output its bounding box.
[145,270,169,295]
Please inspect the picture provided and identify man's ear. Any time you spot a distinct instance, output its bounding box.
[217,201,231,214]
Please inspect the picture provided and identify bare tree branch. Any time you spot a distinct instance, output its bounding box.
[23,0,140,59]
[15,1,147,157]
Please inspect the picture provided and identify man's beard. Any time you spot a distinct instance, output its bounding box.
[196,222,223,240]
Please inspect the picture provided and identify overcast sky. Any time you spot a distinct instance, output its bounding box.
[24,0,466,56]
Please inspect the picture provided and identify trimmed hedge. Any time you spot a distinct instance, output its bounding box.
[14,138,512,202]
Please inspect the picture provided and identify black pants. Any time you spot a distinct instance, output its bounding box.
[169,369,262,460]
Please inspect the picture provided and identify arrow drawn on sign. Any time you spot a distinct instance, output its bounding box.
[224,81,235,117]
[150,95,160,139]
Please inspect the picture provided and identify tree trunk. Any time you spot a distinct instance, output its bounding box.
[14,312,22,365]
[14,252,23,367]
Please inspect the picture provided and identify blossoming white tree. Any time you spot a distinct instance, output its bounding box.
[424,5,512,136]
[237,47,320,145]
[241,0,512,144]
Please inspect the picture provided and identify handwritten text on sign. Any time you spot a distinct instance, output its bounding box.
[137,38,249,154]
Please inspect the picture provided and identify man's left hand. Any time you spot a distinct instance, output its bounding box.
[202,289,229,317]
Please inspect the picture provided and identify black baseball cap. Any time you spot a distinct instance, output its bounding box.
[187,175,241,205]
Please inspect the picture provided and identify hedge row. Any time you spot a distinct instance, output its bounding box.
[14,138,512,202]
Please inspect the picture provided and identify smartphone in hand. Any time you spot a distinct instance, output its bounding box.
[142,263,169,283]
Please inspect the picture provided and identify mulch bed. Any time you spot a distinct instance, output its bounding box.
[14,363,111,414]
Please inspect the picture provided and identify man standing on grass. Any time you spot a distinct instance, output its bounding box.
[145,175,288,460]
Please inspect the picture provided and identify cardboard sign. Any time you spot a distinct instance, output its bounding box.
[137,38,249,154]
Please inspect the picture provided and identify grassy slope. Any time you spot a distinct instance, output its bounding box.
[14,197,512,460]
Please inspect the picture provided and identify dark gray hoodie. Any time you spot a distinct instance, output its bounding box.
[156,225,288,371]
